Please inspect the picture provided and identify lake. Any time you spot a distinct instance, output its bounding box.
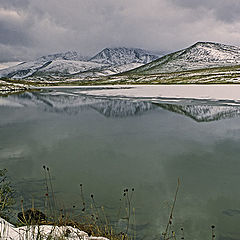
[1,87,240,240]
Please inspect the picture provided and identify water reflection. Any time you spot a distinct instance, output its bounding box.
[2,90,240,122]
[1,91,156,117]
[91,100,155,118]
[1,90,240,239]
[222,209,240,217]
[154,102,240,122]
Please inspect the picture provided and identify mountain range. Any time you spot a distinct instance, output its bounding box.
[0,48,160,80]
[0,42,240,83]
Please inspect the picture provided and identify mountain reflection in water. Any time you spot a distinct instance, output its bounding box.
[2,90,240,122]
[154,102,240,122]
[3,91,156,117]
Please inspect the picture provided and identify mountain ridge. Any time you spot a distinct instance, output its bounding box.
[0,47,159,79]
[125,41,240,75]
[90,47,161,65]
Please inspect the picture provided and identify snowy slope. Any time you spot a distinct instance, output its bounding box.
[0,59,107,79]
[128,42,240,74]
[0,60,52,79]
[90,47,160,65]
[38,60,107,75]
[78,62,144,78]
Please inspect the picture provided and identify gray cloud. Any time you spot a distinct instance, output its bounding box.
[0,18,32,47]
[0,0,30,9]
[171,0,240,23]
[0,0,240,61]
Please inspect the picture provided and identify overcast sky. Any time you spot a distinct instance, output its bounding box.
[0,0,240,61]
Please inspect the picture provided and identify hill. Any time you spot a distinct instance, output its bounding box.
[127,42,240,74]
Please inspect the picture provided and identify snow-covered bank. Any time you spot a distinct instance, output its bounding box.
[0,217,108,240]
[0,80,29,94]
[77,85,240,102]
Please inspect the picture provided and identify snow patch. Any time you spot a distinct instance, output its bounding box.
[0,217,109,240]
[77,85,240,102]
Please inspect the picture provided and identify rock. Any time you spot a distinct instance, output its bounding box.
[17,208,46,224]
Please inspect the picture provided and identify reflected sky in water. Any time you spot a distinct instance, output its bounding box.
[1,89,240,239]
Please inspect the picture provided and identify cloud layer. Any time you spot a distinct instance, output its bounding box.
[0,0,240,61]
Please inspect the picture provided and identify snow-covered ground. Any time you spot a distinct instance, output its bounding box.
[0,80,29,93]
[0,217,108,240]
[69,85,240,102]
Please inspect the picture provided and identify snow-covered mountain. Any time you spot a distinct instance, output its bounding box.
[128,42,240,74]
[90,47,160,65]
[0,48,160,80]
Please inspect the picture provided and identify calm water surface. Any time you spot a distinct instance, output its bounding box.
[1,88,240,240]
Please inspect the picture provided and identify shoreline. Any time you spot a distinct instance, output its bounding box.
[2,84,240,103]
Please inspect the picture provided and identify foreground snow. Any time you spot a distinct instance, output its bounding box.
[76,84,240,102]
[0,217,108,240]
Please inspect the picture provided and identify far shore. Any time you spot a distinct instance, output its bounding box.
[2,84,240,103]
